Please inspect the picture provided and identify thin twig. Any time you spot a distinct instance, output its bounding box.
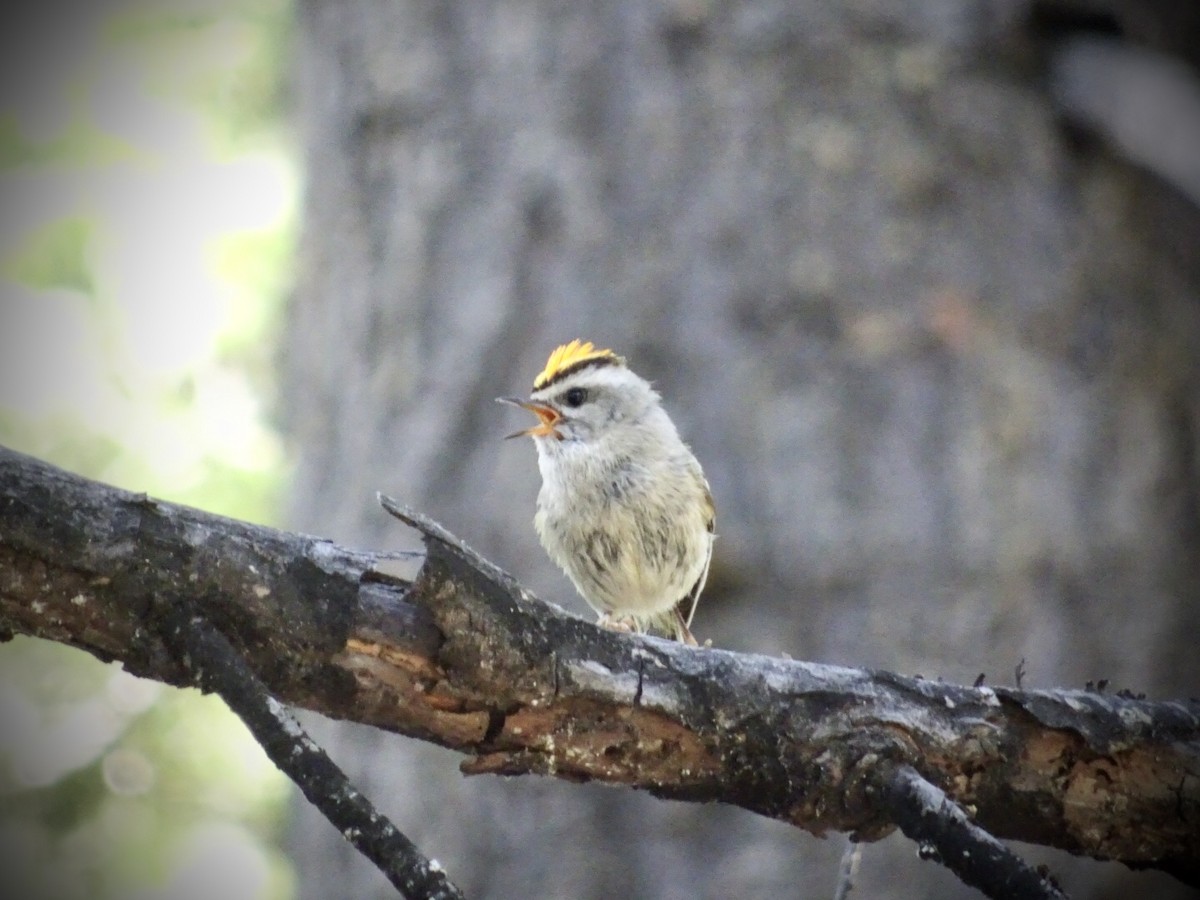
[152,601,466,900]
[880,764,1066,900]
[832,840,862,900]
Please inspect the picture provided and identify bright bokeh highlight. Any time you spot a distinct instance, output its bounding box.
[0,1,297,898]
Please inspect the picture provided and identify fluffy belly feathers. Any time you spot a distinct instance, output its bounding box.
[534,467,710,618]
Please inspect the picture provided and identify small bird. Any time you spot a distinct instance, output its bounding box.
[498,340,714,644]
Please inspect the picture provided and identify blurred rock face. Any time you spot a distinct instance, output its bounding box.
[282,2,1200,897]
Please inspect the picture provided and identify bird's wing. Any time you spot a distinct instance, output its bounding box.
[679,483,716,629]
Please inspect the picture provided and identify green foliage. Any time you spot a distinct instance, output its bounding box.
[2,217,97,294]
[0,0,297,897]
[105,0,294,155]
[0,114,142,169]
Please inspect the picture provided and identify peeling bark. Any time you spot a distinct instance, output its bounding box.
[2,446,1198,893]
[154,599,465,900]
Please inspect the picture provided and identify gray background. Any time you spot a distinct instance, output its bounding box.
[281,1,1200,897]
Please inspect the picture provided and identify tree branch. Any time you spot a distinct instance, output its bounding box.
[2,446,1199,897]
[152,596,464,900]
[879,764,1066,900]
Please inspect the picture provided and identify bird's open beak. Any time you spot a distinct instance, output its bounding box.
[496,397,561,439]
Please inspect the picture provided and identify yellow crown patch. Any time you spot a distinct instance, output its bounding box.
[533,339,621,390]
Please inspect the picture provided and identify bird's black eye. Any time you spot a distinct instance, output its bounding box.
[564,387,588,408]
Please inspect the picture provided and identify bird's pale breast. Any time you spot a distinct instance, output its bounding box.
[535,451,710,618]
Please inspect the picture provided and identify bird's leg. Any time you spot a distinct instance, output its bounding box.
[672,608,699,647]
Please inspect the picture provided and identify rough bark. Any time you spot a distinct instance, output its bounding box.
[3,447,1198,897]
[153,598,465,900]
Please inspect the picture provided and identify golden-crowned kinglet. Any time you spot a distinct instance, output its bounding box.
[498,340,714,645]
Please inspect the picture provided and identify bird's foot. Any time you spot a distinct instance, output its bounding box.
[596,614,635,633]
